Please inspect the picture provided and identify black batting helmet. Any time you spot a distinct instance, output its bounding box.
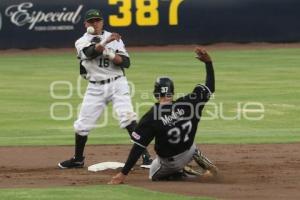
[153,76,174,99]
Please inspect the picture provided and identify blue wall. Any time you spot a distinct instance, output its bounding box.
[0,0,299,49]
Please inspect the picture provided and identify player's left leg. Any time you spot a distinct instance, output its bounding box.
[110,77,137,128]
[111,77,152,166]
[149,145,197,181]
[58,83,108,169]
[193,147,219,176]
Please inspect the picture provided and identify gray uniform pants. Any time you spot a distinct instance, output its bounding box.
[149,144,196,180]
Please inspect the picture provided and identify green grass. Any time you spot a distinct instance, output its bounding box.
[0,185,212,200]
[0,48,299,146]
[0,47,299,200]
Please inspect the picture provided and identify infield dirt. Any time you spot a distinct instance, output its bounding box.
[0,144,299,200]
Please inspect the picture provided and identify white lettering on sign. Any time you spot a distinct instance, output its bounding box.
[5,2,83,30]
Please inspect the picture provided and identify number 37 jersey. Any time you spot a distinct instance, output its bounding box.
[75,30,129,81]
[131,84,212,158]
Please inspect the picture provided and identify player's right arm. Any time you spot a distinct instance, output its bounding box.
[121,122,154,174]
[108,143,145,184]
[76,33,122,60]
[82,33,130,68]
[109,114,155,184]
[82,33,121,57]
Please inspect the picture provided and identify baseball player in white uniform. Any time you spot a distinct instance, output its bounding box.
[58,9,152,169]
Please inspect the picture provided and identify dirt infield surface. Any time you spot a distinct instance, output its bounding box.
[0,144,299,200]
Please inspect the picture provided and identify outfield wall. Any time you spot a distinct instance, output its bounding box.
[0,0,299,49]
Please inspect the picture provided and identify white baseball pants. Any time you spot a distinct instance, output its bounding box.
[74,76,137,136]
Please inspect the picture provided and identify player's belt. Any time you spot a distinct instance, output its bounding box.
[167,157,175,162]
[89,76,122,85]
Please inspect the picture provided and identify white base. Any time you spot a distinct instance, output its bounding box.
[140,164,151,169]
[88,162,125,172]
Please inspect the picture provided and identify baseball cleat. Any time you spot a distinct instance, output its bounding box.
[193,149,218,175]
[140,155,153,168]
[183,165,205,176]
[58,157,85,169]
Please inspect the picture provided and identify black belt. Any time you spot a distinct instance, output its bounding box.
[160,155,175,161]
[167,157,175,162]
[89,76,122,85]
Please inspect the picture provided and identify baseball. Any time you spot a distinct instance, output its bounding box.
[87,26,95,34]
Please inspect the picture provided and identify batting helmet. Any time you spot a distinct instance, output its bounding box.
[153,77,174,99]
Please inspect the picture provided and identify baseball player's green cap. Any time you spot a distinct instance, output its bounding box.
[85,9,103,21]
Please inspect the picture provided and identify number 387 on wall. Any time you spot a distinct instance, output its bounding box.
[108,0,184,27]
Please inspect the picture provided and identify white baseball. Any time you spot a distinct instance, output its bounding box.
[87,26,95,34]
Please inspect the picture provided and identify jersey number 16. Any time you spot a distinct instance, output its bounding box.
[98,58,110,68]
